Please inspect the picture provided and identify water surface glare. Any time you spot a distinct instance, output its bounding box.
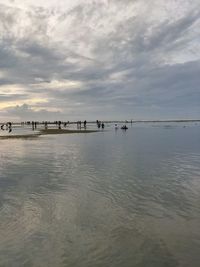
[0,124,200,267]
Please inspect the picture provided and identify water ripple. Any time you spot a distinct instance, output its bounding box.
[0,126,200,266]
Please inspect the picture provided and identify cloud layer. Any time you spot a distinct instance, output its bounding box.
[0,0,200,121]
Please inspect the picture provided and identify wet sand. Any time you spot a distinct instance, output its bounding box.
[0,128,98,139]
[40,129,98,134]
[0,134,41,139]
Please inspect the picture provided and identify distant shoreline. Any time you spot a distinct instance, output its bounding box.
[0,119,200,125]
[0,120,200,140]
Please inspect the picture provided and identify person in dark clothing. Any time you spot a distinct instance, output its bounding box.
[44,121,48,129]
[32,121,35,130]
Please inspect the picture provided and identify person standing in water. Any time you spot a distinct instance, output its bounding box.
[7,122,12,133]
[32,121,35,130]
[44,121,48,129]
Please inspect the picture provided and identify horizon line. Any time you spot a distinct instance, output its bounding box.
[1,119,200,124]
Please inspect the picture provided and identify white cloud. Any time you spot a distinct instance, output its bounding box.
[32,79,82,90]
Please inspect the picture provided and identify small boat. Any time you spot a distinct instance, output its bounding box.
[121,125,128,130]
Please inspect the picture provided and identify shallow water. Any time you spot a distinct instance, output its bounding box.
[0,124,200,267]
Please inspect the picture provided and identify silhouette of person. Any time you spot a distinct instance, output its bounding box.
[58,121,61,129]
[32,121,35,130]
[44,121,48,129]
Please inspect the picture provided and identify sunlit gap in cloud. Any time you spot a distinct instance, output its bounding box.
[0,84,26,95]
[0,98,48,110]
[31,79,82,90]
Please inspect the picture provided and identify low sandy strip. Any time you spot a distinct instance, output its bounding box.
[0,134,41,139]
[0,129,99,139]
[40,129,98,134]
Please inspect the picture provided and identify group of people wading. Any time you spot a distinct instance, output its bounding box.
[77,120,87,129]
[0,120,107,134]
[96,120,104,129]
[1,122,12,133]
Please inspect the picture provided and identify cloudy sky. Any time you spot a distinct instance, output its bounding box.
[0,0,200,121]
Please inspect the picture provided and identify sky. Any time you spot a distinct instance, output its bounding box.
[0,0,200,121]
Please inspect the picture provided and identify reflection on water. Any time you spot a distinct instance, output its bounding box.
[0,125,200,267]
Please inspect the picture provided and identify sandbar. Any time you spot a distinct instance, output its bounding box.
[0,134,41,139]
[0,128,99,139]
[40,129,98,135]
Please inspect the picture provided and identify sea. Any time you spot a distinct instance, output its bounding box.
[0,122,200,267]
